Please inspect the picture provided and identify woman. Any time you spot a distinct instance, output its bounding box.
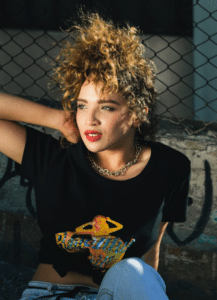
[1,6,191,300]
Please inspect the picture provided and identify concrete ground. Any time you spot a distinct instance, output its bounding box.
[0,260,35,300]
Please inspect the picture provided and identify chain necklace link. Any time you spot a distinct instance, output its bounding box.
[86,141,142,176]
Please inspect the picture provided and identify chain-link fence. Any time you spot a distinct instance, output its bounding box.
[0,1,217,139]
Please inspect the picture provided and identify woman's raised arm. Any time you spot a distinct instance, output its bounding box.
[0,93,60,130]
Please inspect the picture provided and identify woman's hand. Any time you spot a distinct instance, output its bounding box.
[58,109,82,144]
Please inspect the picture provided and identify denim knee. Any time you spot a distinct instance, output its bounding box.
[96,257,168,300]
[104,257,166,291]
[110,257,152,276]
[115,257,144,272]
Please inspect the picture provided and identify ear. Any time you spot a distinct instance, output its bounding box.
[132,114,142,128]
[132,107,149,118]
[132,107,149,126]
[133,119,141,129]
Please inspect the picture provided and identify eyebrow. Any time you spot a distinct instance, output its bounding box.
[77,98,120,106]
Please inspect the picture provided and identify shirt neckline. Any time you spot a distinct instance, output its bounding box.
[80,139,156,185]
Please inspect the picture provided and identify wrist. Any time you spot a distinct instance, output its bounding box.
[45,107,62,131]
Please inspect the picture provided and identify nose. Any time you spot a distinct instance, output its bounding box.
[86,109,100,125]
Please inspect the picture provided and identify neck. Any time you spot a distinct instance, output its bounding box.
[89,141,138,172]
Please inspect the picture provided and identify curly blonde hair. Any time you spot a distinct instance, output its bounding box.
[52,7,159,149]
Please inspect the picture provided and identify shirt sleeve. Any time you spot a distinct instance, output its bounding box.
[14,125,61,184]
[161,160,191,223]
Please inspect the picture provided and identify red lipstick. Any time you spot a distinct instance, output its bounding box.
[85,130,102,142]
[85,130,101,134]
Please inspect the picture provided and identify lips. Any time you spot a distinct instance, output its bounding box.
[85,131,102,142]
[84,130,102,135]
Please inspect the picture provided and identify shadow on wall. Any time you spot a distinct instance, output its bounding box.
[167,160,212,246]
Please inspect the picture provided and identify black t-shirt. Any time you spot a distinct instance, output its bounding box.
[15,125,191,285]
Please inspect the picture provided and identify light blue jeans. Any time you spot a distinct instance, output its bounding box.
[19,257,169,300]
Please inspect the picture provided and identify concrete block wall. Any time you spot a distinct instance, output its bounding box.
[0,98,217,299]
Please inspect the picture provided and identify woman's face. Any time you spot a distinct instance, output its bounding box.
[76,77,139,154]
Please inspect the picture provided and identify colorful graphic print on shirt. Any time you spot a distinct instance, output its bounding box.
[55,215,136,273]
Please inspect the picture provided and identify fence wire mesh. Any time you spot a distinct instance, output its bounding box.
[0,1,217,140]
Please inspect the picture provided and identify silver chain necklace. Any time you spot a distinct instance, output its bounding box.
[86,141,142,176]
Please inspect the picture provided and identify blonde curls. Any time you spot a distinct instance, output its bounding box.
[51,7,159,148]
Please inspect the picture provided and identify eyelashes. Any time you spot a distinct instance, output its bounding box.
[77,105,115,111]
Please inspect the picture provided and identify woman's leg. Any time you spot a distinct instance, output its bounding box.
[96,257,169,300]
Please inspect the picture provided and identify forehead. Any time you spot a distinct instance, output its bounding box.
[79,79,125,104]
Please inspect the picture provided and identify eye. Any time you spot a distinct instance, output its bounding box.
[77,105,115,111]
[102,106,115,111]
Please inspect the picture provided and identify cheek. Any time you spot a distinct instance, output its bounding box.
[108,113,120,129]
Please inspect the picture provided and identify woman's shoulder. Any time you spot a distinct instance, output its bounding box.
[145,139,190,169]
